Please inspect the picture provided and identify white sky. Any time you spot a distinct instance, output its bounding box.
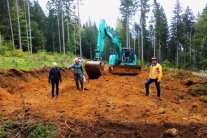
[38,0,207,28]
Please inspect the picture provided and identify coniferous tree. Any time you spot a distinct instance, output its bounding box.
[140,0,150,61]
[193,8,207,69]
[169,0,183,66]
[120,0,138,48]
[81,20,98,59]
[181,6,195,66]
[153,0,169,62]
[7,0,15,49]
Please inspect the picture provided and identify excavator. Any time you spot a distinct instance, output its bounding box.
[85,19,141,79]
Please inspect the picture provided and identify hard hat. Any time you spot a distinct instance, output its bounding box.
[151,57,157,60]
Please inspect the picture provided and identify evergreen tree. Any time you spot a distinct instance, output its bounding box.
[140,0,150,61]
[120,0,138,48]
[193,8,207,69]
[81,20,98,59]
[169,0,183,66]
[181,6,195,66]
[153,0,169,62]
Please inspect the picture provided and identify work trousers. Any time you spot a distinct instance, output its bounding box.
[145,78,161,97]
[74,74,83,90]
[51,81,59,98]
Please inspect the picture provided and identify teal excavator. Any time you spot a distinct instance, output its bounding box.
[85,19,141,79]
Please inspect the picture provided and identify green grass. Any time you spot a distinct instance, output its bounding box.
[0,117,59,138]
[188,84,207,96]
[28,123,59,138]
[0,128,7,138]
[0,119,18,138]
[0,50,77,73]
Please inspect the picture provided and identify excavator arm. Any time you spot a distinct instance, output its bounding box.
[94,19,105,61]
[94,19,122,61]
[85,19,123,79]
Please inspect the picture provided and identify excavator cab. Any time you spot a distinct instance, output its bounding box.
[108,47,141,75]
[121,48,135,64]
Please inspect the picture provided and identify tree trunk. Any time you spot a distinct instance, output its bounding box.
[0,33,2,48]
[141,18,144,61]
[61,0,65,56]
[190,30,192,61]
[74,26,76,55]
[67,19,70,53]
[126,15,129,48]
[176,42,179,67]
[7,0,15,50]
[42,31,45,49]
[153,28,156,57]
[57,3,62,53]
[90,42,92,60]
[24,0,29,52]
[77,0,82,58]
[137,31,140,60]
[16,0,22,50]
[27,0,32,54]
[129,33,131,48]
[159,39,161,62]
[52,33,55,53]
[57,10,61,53]
[133,37,135,51]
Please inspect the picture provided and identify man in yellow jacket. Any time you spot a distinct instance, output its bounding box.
[145,57,163,97]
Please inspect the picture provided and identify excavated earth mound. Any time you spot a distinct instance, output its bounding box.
[0,68,207,137]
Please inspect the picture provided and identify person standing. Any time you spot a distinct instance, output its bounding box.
[48,62,62,99]
[145,57,163,97]
[69,58,84,92]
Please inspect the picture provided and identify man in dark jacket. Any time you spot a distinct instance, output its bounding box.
[69,58,84,92]
[48,62,62,99]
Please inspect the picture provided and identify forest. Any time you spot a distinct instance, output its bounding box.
[0,0,207,70]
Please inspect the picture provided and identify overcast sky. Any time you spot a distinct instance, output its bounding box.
[39,0,206,28]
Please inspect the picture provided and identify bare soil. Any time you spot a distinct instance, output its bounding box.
[0,67,207,137]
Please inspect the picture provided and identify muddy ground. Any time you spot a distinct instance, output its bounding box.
[0,67,207,137]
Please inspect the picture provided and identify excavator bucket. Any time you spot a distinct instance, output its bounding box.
[109,65,141,75]
[85,61,105,79]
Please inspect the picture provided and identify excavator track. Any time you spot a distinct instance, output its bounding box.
[109,65,141,75]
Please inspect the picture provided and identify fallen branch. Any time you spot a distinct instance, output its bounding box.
[64,119,77,133]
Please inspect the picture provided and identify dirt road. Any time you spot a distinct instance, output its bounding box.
[0,68,207,137]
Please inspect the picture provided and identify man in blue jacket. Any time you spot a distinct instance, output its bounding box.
[48,62,62,99]
[69,58,84,92]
